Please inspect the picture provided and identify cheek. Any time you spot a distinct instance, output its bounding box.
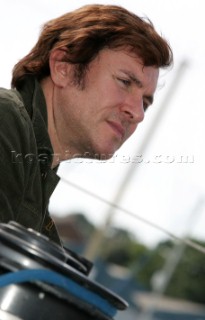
[102,85,125,108]
[95,76,123,100]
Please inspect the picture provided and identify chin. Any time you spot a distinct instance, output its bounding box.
[96,145,120,160]
[82,142,119,160]
[99,152,114,160]
[81,150,115,161]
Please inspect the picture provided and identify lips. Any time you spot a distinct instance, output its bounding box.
[107,120,125,140]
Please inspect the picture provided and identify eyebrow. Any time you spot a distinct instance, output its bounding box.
[119,69,154,105]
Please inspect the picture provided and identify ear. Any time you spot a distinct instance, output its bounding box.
[49,48,71,88]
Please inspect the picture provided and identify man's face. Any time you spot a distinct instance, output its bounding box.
[53,49,159,160]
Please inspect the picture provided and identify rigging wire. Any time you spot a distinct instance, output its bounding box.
[60,177,205,256]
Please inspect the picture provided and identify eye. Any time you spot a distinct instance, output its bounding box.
[118,78,131,87]
[143,101,149,112]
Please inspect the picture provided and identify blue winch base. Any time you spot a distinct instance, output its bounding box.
[0,269,116,318]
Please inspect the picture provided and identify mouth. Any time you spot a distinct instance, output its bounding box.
[107,120,125,140]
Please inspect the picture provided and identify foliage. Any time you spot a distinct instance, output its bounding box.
[100,227,148,267]
[100,228,205,304]
[164,240,205,303]
[57,213,205,304]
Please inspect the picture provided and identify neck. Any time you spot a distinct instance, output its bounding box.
[40,77,65,168]
[40,77,86,167]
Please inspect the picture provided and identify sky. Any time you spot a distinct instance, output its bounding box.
[1,0,205,247]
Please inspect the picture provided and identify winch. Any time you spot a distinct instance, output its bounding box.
[0,221,128,320]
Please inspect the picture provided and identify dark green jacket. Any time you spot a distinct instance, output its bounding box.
[0,76,61,244]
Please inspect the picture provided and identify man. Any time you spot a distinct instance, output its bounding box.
[0,4,173,245]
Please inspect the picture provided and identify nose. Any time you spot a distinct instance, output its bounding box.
[121,95,145,123]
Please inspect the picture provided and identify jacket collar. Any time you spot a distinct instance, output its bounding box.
[18,76,54,163]
[16,76,60,213]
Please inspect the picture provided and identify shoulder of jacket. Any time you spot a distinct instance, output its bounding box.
[0,87,29,121]
[0,87,23,104]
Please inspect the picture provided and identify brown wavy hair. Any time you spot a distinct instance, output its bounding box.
[11,4,173,88]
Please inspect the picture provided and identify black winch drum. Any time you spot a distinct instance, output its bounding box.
[0,221,128,320]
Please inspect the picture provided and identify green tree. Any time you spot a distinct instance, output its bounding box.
[164,240,205,303]
[100,227,149,268]
[100,229,205,304]
[138,239,205,304]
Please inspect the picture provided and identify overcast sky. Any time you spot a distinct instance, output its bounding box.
[1,0,205,246]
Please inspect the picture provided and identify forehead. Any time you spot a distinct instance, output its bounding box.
[93,48,159,90]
